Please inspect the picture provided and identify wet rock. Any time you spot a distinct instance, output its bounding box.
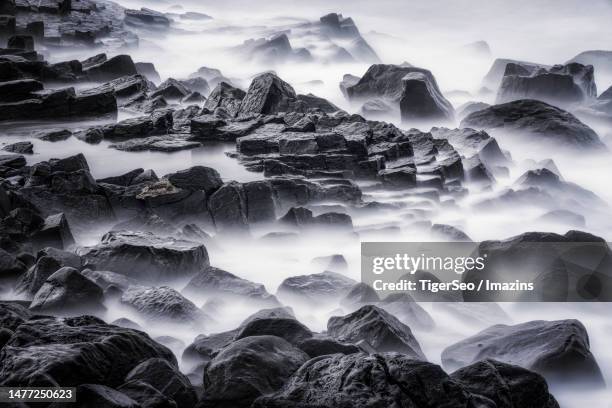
[296,93,340,113]
[82,269,136,293]
[339,73,360,98]
[183,91,205,104]
[121,286,208,325]
[200,335,309,408]
[110,134,201,152]
[2,141,32,154]
[442,319,605,387]
[235,317,313,345]
[152,78,190,100]
[79,230,209,282]
[38,129,72,142]
[166,166,222,194]
[182,265,277,304]
[0,153,25,169]
[277,271,356,304]
[253,353,469,408]
[0,301,30,331]
[296,336,360,358]
[400,71,455,123]
[124,358,197,408]
[84,55,138,82]
[482,58,548,89]
[30,213,75,250]
[30,267,104,313]
[111,318,142,330]
[15,248,81,296]
[7,35,34,51]
[0,311,176,387]
[135,62,161,84]
[237,72,297,116]
[328,305,426,359]
[0,79,42,102]
[203,82,245,116]
[497,62,596,105]
[451,359,560,408]
[461,99,605,150]
[118,379,178,407]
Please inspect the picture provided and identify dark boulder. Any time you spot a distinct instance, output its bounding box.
[79,230,209,282]
[0,79,42,102]
[461,99,605,150]
[72,384,139,408]
[200,335,309,408]
[253,353,470,408]
[29,267,104,313]
[451,359,560,408]
[400,71,454,123]
[125,8,171,27]
[165,166,222,194]
[235,317,313,345]
[84,55,138,82]
[327,305,426,359]
[123,358,197,408]
[296,337,360,358]
[121,286,208,325]
[442,319,605,387]
[15,247,81,296]
[7,35,34,51]
[2,141,32,154]
[135,62,161,84]
[204,82,246,116]
[0,312,176,387]
[237,72,297,116]
[482,58,548,89]
[152,78,190,100]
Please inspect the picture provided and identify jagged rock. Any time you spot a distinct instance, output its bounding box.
[0,311,176,387]
[134,62,161,84]
[29,267,104,313]
[339,73,360,98]
[166,166,222,194]
[82,269,136,293]
[182,265,277,304]
[318,13,379,62]
[296,93,340,113]
[183,91,205,104]
[328,305,426,359]
[235,318,312,345]
[180,77,210,95]
[461,99,605,150]
[121,286,208,325]
[567,50,612,76]
[101,74,151,99]
[100,111,173,140]
[123,358,197,408]
[79,230,209,282]
[152,78,190,100]
[29,212,75,250]
[37,129,72,142]
[202,82,245,116]
[84,55,138,82]
[442,319,605,387]
[15,248,81,296]
[237,73,297,116]
[400,71,454,123]
[125,8,171,27]
[277,271,356,304]
[2,141,32,154]
[200,335,309,408]
[0,79,42,102]
[497,62,596,105]
[253,353,470,408]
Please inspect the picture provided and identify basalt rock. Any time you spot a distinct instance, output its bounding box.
[237,73,297,116]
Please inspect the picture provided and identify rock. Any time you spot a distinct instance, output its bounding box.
[79,230,209,282]
[431,223,472,241]
[182,265,277,304]
[537,209,585,227]
[73,384,139,408]
[296,93,340,113]
[166,166,222,194]
[100,112,173,141]
[110,135,201,152]
[38,129,72,142]
[180,77,210,95]
[135,62,161,84]
[200,335,309,408]
[400,71,455,123]
[15,248,81,296]
[310,254,348,272]
[125,8,171,27]
[497,62,596,106]
[442,319,605,387]
[7,35,34,51]
[0,153,25,169]
[111,318,142,330]
[101,74,151,99]
[84,55,138,82]
[456,101,490,119]
[340,282,379,308]
[2,141,32,154]
[124,358,197,408]
[451,359,560,408]
[0,311,176,387]
[29,267,104,313]
[253,353,470,408]
[183,91,205,104]
[328,305,426,359]
[360,98,394,118]
[0,301,30,331]
[204,82,245,116]
[152,78,190,100]
[0,79,43,102]
[30,213,75,250]
[339,73,360,98]
[276,271,356,304]
[237,72,297,116]
[461,99,605,150]
[235,318,313,345]
[82,270,136,293]
[121,286,208,325]
[599,85,612,100]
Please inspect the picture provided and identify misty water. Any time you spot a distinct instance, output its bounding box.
[2,0,612,406]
